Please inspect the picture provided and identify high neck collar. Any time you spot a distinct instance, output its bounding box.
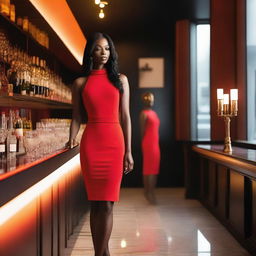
[91,69,107,75]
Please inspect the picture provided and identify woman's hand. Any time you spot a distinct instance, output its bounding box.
[123,152,134,175]
[65,139,79,149]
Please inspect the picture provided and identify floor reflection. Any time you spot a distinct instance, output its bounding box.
[64,188,251,256]
[198,230,211,255]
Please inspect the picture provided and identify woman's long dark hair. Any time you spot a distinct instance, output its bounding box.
[82,32,123,93]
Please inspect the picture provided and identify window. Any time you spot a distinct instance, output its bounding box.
[246,0,256,140]
[191,24,211,140]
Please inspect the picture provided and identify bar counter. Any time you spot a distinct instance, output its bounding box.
[0,146,88,256]
[186,144,256,255]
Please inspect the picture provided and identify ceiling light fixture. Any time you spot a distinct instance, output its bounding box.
[99,9,105,19]
[95,0,100,4]
[99,1,108,8]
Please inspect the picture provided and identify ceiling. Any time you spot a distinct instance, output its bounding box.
[11,0,209,74]
[66,0,210,41]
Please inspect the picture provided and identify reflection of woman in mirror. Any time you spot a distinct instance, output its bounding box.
[140,92,160,204]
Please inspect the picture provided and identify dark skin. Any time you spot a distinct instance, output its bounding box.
[140,93,157,205]
[67,38,134,256]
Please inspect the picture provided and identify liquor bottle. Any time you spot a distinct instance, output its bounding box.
[9,4,15,22]
[20,71,27,95]
[27,109,32,130]
[14,109,25,154]
[39,59,45,97]
[0,61,8,95]
[14,109,23,138]
[0,112,7,157]
[43,60,50,98]
[8,60,20,94]
[0,155,6,173]
[6,110,17,154]
[22,16,29,32]
[34,57,40,97]
[0,0,10,17]
[24,68,31,95]
[29,56,36,96]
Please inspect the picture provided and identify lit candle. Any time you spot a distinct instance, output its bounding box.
[223,94,229,115]
[230,89,238,116]
[217,89,224,116]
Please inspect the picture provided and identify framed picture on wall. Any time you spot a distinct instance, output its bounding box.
[138,57,164,88]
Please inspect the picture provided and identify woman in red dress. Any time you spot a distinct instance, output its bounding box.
[67,32,134,256]
[140,92,160,204]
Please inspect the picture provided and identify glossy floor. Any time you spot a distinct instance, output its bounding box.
[64,188,251,256]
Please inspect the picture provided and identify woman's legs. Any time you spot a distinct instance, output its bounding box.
[143,174,157,204]
[143,175,149,198]
[90,201,114,256]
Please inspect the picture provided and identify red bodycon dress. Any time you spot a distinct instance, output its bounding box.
[80,69,125,201]
[141,109,160,175]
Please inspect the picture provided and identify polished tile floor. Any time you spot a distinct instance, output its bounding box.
[64,188,251,256]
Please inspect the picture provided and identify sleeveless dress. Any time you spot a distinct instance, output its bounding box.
[141,109,160,175]
[80,69,125,201]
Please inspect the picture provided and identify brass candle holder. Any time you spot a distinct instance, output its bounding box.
[217,89,238,153]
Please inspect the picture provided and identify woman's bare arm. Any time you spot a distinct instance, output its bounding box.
[68,77,87,148]
[120,74,134,173]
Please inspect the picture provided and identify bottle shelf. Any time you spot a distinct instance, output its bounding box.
[0,11,52,59]
[0,94,72,109]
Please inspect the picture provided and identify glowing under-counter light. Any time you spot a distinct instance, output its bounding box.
[0,154,80,226]
[29,0,86,65]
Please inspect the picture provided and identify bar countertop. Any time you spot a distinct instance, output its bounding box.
[192,144,256,178]
[0,146,80,206]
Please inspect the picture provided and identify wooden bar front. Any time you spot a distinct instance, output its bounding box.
[186,144,256,255]
[0,147,89,256]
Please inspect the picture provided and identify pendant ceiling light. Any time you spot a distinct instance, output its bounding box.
[94,0,109,19]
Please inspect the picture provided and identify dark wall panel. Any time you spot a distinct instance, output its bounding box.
[115,33,179,187]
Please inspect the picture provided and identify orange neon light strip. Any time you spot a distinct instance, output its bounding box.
[0,154,80,226]
[29,0,86,65]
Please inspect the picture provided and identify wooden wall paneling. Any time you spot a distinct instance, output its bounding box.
[252,180,256,239]
[40,187,53,256]
[184,145,201,199]
[236,0,247,140]
[74,168,84,224]
[66,170,72,239]
[52,184,59,256]
[244,177,252,238]
[175,20,191,140]
[58,174,67,255]
[72,172,78,230]
[208,161,217,207]
[229,170,244,235]
[203,159,209,202]
[71,170,77,231]
[210,0,237,140]
[216,165,229,219]
[199,158,205,199]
